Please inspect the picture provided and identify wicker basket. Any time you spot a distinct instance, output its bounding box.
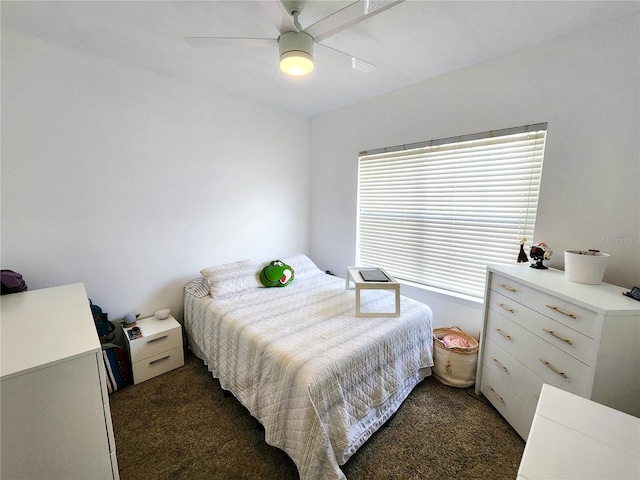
[432,326,478,388]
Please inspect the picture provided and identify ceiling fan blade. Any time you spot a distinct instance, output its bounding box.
[317,43,376,73]
[306,0,405,42]
[257,0,298,33]
[185,37,276,48]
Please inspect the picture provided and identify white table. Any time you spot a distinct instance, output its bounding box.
[517,384,640,479]
[345,266,400,317]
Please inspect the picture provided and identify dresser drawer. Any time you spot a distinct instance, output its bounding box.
[129,324,182,363]
[480,367,535,440]
[488,291,597,365]
[486,309,592,396]
[491,274,598,338]
[483,337,543,411]
[132,346,184,384]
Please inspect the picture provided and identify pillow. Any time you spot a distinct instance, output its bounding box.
[200,259,261,297]
[279,254,324,280]
[184,278,211,299]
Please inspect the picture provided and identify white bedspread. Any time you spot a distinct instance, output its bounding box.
[184,271,433,480]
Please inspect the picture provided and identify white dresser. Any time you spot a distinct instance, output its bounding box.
[1,284,119,479]
[475,264,640,440]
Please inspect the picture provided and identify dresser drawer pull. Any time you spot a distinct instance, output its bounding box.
[545,305,577,319]
[494,328,512,340]
[543,328,574,345]
[498,303,515,314]
[499,284,518,293]
[539,359,568,379]
[149,355,170,365]
[488,386,505,403]
[491,357,509,372]
[147,335,169,344]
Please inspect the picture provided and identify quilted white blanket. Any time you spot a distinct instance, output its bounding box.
[184,263,433,480]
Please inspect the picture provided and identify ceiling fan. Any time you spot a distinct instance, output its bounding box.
[185,0,405,77]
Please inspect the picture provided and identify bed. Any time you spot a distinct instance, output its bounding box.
[183,254,434,480]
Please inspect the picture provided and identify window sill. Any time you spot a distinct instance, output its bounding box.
[399,279,484,309]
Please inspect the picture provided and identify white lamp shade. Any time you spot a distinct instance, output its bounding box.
[280,51,314,76]
[279,31,314,76]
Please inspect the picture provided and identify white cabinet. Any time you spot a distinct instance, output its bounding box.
[476,265,640,439]
[123,315,184,384]
[517,384,640,479]
[1,283,119,479]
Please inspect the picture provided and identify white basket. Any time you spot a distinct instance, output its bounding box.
[432,326,478,388]
[564,250,610,284]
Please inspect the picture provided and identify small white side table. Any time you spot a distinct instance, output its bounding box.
[517,384,640,480]
[346,266,400,317]
[123,315,184,384]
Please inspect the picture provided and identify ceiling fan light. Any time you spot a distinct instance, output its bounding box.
[280,51,314,76]
[279,31,314,77]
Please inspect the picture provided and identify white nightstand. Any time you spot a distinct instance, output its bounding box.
[123,315,184,385]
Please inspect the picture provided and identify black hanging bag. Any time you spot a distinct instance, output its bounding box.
[89,299,115,342]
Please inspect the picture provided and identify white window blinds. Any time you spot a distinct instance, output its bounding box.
[357,123,547,298]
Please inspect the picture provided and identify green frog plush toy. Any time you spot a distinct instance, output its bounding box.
[260,260,294,287]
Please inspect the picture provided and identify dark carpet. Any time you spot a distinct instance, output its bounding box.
[110,349,524,479]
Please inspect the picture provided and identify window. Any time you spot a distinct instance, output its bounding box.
[357,123,547,299]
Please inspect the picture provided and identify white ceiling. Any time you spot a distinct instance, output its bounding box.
[3,0,639,118]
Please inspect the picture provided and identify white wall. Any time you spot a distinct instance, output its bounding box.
[1,31,310,321]
[309,14,640,338]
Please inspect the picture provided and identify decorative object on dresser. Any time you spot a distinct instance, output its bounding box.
[123,314,184,384]
[564,249,610,284]
[1,284,120,479]
[476,264,640,440]
[517,238,529,263]
[529,242,552,269]
[0,269,28,294]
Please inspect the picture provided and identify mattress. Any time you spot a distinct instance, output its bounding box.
[183,256,433,480]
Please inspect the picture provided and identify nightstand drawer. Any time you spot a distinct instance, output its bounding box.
[128,324,182,362]
[132,346,184,384]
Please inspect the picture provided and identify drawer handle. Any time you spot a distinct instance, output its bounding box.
[491,357,509,372]
[494,328,512,340]
[149,355,170,365]
[545,305,577,320]
[543,328,574,345]
[498,303,515,314]
[539,359,568,379]
[488,386,505,403]
[499,284,518,293]
[147,335,169,344]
